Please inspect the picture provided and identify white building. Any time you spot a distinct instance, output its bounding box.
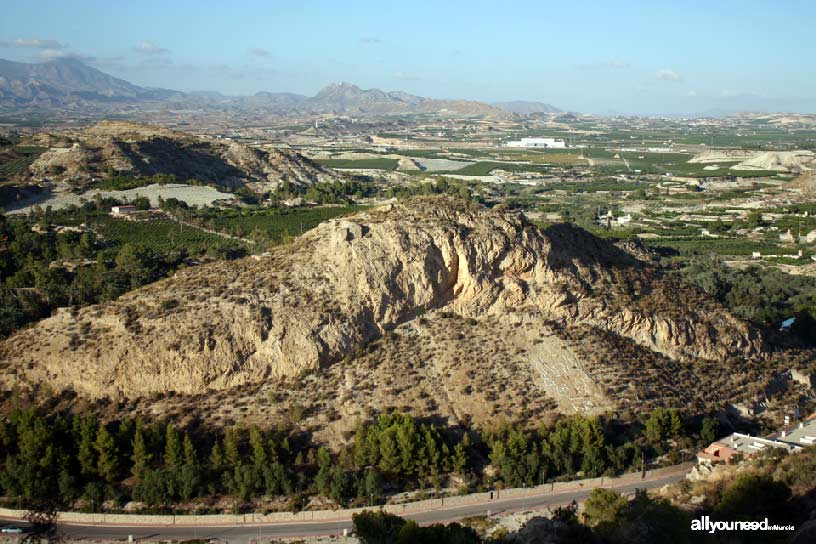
[111,205,138,216]
[505,137,566,149]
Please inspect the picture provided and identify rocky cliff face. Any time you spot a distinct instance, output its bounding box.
[0,198,765,411]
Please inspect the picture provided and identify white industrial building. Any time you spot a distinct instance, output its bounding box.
[505,137,566,149]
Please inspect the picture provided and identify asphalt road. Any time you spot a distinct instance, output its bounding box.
[41,467,688,543]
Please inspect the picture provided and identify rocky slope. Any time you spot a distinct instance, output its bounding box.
[25,121,341,190]
[690,149,816,172]
[788,170,816,197]
[0,198,773,431]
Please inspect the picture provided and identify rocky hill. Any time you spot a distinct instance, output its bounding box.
[788,170,816,197]
[25,120,341,190]
[689,149,816,173]
[0,198,779,439]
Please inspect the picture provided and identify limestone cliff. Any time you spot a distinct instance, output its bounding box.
[0,198,765,410]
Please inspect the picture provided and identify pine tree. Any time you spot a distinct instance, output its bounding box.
[378,431,400,474]
[701,417,718,444]
[223,428,241,467]
[131,429,152,478]
[183,434,198,466]
[249,426,267,467]
[76,415,98,478]
[95,426,119,483]
[209,442,225,472]
[452,439,468,475]
[164,424,182,468]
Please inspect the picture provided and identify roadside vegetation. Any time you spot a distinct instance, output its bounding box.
[0,408,718,514]
[351,445,816,543]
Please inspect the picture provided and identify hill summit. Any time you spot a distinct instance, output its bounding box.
[0,197,773,434]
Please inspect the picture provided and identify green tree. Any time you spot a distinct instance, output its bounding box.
[700,417,718,444]
[75,415,98,478]
[131,429,152,478]
[249,426,268,467]
[583,488,629,526]
[164,424,182,469]
[352,510,406,544]
[94,426,119,483]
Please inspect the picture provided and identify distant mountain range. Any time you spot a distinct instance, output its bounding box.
[0,58,178,108]
[0,58,559,118]
[492,100,561,114]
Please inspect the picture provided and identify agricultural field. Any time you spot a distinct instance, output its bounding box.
[90,215,234,254]
[315,158,399,170]
[0,146,44,182]
[192,204,365,244]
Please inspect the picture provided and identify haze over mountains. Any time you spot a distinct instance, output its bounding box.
[0,58,558,117]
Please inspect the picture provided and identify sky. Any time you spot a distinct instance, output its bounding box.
[1,0,815,115]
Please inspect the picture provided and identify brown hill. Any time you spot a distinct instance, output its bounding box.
[788,170,816,197]
[26,120,340,191]
[0,198,777,440]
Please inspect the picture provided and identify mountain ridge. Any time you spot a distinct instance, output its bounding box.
[0,58,544,117]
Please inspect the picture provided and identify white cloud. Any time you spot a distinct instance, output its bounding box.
[607,59,628,69]
[656,69,682,82]
[35,49,95,63]
[393,71,420,81]
[9,38,67,49]
[687,90,698,97]
[720,89,758,98]
[359,37,383,45]
[135,41,169,55]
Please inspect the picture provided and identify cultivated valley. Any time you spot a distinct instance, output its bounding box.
[0,16,815,543]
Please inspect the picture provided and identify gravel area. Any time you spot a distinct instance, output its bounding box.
[412,158,474,172]
[5,183,235,215]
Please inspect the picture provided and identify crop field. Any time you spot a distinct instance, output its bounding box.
[0,146,45,180]
[198,204,365,244]
[435,161,552,176]
[316,158,399,170]
[543,179,647,192]
[492,150,587,166]
[90,216,232,254]
[643,237,790,256]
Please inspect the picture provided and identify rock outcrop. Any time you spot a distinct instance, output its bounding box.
[27,121,341,190]
[0,197,767,412]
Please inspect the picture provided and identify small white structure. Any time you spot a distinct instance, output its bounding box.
[111,205,138,216]
[505,137,566,149]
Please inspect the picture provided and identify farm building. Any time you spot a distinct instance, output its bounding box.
[505,137,566,149]
[697,413,816,465]
[696,433,796,465]
[110,205,138,216]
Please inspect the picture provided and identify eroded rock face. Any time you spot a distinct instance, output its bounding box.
[27,121,340,189]
[0,198,764,399]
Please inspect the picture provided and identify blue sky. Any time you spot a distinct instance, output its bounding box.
[1,0,814,114]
